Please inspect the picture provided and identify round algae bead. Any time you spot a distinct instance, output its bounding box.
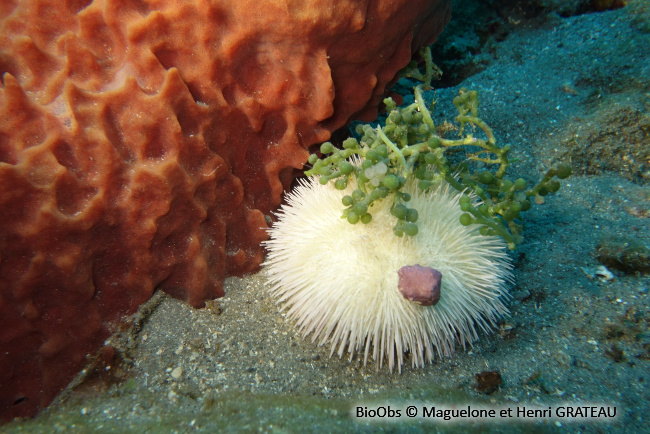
[342,195,354,206]
[394,126,407,138]
[406,208,419,223]
[514,178,527,191]
[557,163,572,179]
[342,138,359,149]
[459,213,474,226]
[376,187,390,198]
[338,161,353,175]
[547,179,561,193]
[308,154,318,165]
[369,189,383,202]
[366,149,380,162]
[427,137,440,148]
[320,142,335,154]
[347,212,360,224]
[478,171,495,184]
[334,178,347,190]
[360,213,373,224]
[382,174,400,190]
[391,204,408,220]
[358,173,369,184]
[404,223,419,236]
[353,202,368,216]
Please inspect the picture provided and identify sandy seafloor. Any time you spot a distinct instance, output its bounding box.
[4,1,649,433]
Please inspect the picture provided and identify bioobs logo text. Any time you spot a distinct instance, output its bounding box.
[356,406,401,419]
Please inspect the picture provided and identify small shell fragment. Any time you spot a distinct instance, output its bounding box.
[581,265,614,282]
[170,366,183,379]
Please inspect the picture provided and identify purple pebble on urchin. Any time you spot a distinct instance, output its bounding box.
[263,176,513,372]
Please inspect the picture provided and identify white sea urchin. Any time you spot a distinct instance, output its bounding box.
[263,176,512,372]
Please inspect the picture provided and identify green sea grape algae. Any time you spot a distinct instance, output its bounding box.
[305,47,571,250]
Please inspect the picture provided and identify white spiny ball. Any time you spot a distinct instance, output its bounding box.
[263,176,512,372]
